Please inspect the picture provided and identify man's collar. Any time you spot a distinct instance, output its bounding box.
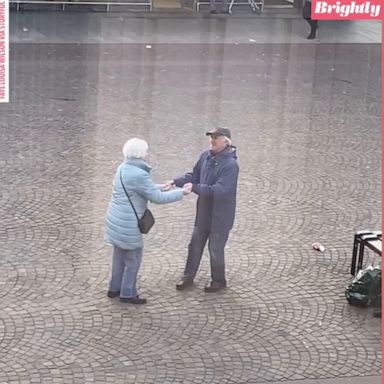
[210,145,230,158]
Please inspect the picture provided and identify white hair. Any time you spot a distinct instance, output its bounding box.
[224,137,232,146]
[122,138,148,159]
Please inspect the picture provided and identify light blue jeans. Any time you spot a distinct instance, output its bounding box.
[109,246,143,298]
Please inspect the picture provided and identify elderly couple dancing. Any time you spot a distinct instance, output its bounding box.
[105,128,239,304]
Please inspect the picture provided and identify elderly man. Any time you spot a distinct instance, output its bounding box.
[165,128,239,292]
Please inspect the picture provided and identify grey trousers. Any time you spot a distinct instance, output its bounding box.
[184,226,229,283]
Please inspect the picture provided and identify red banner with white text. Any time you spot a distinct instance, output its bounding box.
[312,0,383,20]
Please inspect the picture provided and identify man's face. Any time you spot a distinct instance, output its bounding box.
[209,135,228,153]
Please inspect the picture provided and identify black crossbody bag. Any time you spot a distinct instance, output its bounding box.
[119,170,155,234]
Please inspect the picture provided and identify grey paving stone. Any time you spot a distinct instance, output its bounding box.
[256,376,382,384]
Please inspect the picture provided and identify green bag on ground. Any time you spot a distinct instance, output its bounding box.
[345,266,381,307]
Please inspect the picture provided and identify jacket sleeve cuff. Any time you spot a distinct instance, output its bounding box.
[173,178,183,188]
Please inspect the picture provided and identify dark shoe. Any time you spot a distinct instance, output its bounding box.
[204,281,227,292]
[120,296,147,304]
[210,9,218,14]
[107,290,120,298]
[221,8,230,13]
[307,25,318,40]
[176,277,194,291]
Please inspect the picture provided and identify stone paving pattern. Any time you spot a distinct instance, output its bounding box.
[0,36,381,383]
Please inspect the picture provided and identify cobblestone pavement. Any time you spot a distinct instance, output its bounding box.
[0,16,381,384]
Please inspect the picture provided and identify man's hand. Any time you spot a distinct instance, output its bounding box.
[162,180,175,191]
[182,183,193,195]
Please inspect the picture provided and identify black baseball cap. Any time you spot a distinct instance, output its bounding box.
[206,127,231,139]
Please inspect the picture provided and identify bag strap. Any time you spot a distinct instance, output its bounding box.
[119,169,140,224]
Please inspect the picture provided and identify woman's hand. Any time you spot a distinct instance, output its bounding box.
[161,181,175,191]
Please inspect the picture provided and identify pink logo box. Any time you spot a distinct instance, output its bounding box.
[312,0,382,20]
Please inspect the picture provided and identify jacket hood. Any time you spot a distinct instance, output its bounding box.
[125,157,152,173]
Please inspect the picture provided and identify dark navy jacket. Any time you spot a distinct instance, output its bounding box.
[174,146,239,233]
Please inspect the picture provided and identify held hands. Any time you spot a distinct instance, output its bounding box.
[182,183,193,195]
[161,180,192,195]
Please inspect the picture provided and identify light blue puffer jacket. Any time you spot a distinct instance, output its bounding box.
[105,158,183,250]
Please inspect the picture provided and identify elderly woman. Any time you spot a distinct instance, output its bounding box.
[105,138,191,304]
